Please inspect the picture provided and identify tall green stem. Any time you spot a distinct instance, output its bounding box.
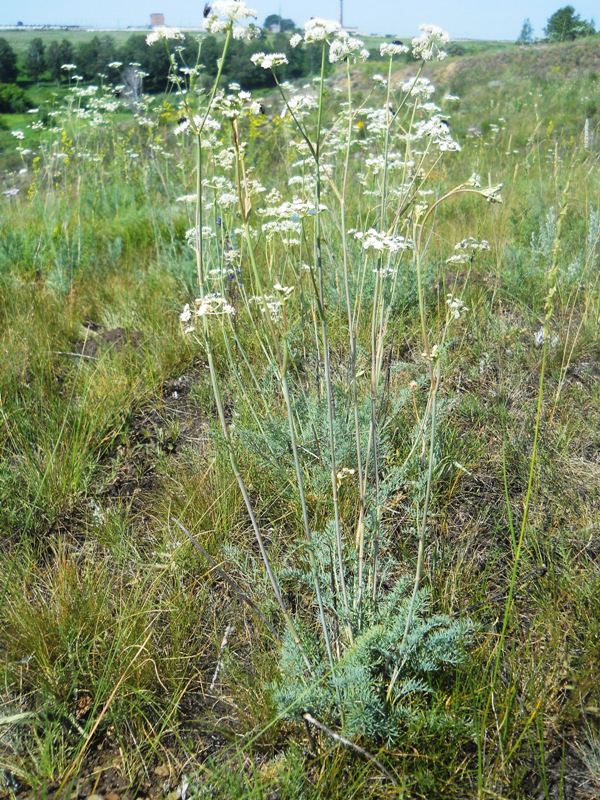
[314,43,350,620]
[192,26,309,669]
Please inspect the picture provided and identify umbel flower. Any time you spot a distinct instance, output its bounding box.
[250,284,294,321]
[290,18,369,64]
[146,27,184,45]
[480,183,504,203]
[455,237,490,251]
[401,76,435,99]
[180,295,235,332]
[411,24,449,61]
[303,17,342,43]
[203,0,258,35]
[273,282,294,299]
[329,34,369,64]
[447,237,490,264]
[353,228,414,254]
[380,42,409,57]
[446,294,468,319]
[251,52,289,69]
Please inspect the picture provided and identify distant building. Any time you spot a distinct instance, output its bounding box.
[150,13,165,28]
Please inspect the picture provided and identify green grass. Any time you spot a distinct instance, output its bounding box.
[0,31,599,800]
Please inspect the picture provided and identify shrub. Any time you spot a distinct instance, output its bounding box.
[0,83,32,113]
[447,42,467,56]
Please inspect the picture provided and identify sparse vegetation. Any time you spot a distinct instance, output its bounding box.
[0,8,599,800]
[517,18,534,44]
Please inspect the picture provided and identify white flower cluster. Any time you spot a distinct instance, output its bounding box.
[261,219,302,243]
[372,73,388,86]
[213,147,237,169]
[179,65,202,77]
[180,295,235,332]
[360,107,392,136]
[380,42,409,57]
[185,225,217,247]
[411,24,449,61]
[214,85,262,119]
[146,27,184,45]
[250,284,294,321]
[281,93,318,120]
[336,467,356,486]
[204,0,258,39]
[353,229,413,254]
[372,266,397,278]
[364,153,411,175]
[61,63,77,71]
[233,23,261,40]
[289,18,369,64]
[446,237,490,264]
[412,116,461,152]
[419,101,441,115]
[258,198,325,219]
[401,76,435,99]
[303,17,341,43]
[480,183,504,203]
[251,52,288,69]
[329,33,369,64]
[72,85,99,98]
[224,248,241,266]
[534,328,559,349]
[446,254,471,264]
[208,267,237,280]
[251,296,282,321]
[423,343,441,362]
[273,282,294,299]
[455,237,490,251]
[174,114,221,136]
[446,294,468,319]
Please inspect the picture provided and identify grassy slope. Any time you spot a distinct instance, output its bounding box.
[0,37,599,798]
[426,35,600,81]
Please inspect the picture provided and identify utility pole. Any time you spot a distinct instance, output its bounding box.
[340,0,344,28]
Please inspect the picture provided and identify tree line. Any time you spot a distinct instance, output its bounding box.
[0,29,329,91]
[1,5,596,93]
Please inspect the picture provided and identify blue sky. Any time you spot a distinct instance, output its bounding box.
[0,1,597,40]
